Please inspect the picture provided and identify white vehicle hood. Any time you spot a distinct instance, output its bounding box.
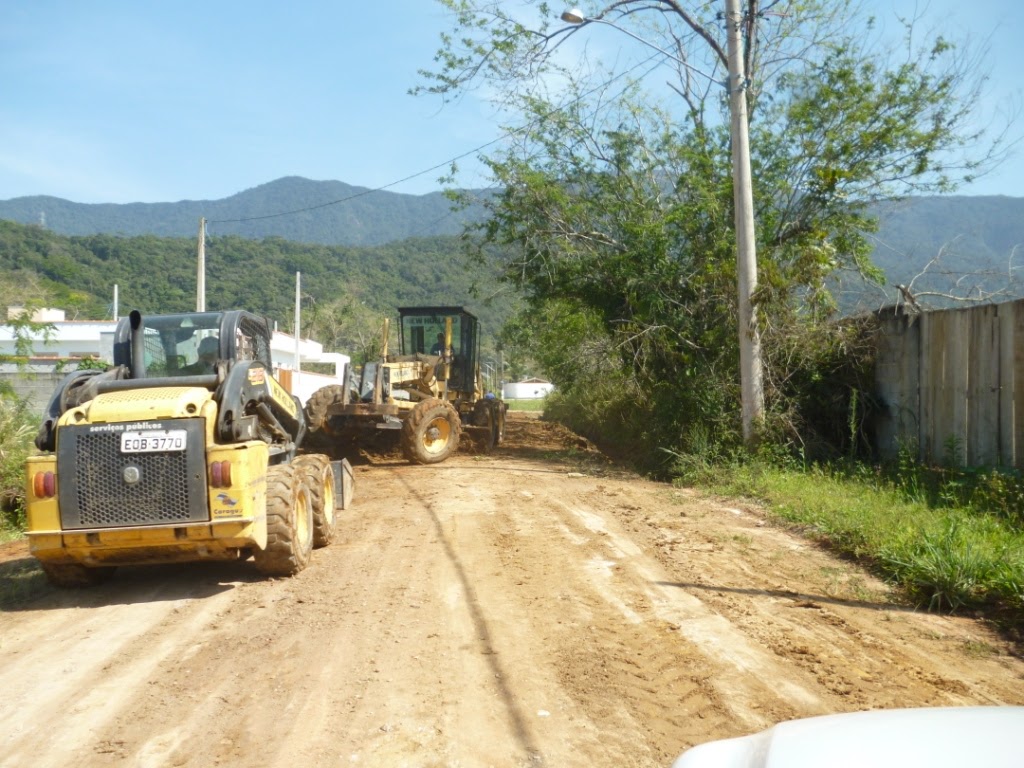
[671,706,1024,768]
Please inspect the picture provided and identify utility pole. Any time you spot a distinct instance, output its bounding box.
[498,348,505,395]
[561,4,765,445]
[196,217,206,312]
[725,0,764,445]
[294,274,301,378]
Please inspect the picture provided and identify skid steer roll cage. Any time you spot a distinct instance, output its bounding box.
[34,309,304,459]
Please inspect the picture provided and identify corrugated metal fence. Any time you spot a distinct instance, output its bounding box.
[874,299,1024,468]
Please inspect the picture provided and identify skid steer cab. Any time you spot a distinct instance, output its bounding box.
[25,309,354,588]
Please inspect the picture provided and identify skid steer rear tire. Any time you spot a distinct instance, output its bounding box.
[293,454,337,548]
[254,464,313,576]
[401,398,461,465]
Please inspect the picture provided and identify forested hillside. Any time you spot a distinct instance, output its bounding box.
[2,180,1022,353]
[838,196,1024,312]
[0,177,490,246]
[2,179,1021,313]
[0,219,518,358]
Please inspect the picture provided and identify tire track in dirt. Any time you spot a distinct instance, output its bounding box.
[471,466,736,764]
[93,478,464,767]
[520,490,816,762]
[2,413,1022,767]
[580,477,1024,716]
[549,494,826,717]
[0,576,244,768]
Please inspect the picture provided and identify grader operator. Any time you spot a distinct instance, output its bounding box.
[24,309,353,587]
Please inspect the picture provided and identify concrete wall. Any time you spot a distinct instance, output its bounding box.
[0,371,64,415]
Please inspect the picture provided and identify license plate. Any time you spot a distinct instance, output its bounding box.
[120,429,188,453]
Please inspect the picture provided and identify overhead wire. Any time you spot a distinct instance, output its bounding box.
[412,53,675,235]
[207,48,667,228]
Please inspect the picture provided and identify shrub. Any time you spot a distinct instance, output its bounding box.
[0,396,36,534]
[880,520,996,611]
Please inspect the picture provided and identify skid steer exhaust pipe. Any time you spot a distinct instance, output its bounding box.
[129,310,147,379]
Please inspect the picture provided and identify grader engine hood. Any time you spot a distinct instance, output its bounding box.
[384,359,439,400]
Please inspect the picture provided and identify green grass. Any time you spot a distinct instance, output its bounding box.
[691,461,1024,623]
[504,398,546,412]
[0,521,24,544]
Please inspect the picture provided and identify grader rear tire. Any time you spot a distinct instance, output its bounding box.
[400,398,461,465]
[254,464,314,576]
[303,385,347,433]
[293,454,337,548]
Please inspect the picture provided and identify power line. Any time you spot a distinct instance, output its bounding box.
[208,145,498,225]
[208,51,665,227]
[413,57,668,235]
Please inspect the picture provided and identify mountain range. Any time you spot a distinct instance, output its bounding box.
[0,177,490,247]
[1,176,1023,311]
[851,196,1024,311]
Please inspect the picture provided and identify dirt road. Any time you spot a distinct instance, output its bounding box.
[1,413,1022,767]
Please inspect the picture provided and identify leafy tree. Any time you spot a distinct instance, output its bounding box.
[417,0,1009,469]
[0,396,35,528]
[0,300,56,369]
[0,293,57,402]
[303,295,389,365]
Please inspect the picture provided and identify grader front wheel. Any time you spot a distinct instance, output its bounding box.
[303,384,346,433]
[400,398,461,464]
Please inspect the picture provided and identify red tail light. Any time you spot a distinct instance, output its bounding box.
[33,471,56,499]
[210,461,232,488]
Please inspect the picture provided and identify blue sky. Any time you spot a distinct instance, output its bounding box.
[1,0,1020,204]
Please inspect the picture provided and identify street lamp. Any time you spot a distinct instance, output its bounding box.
[560,9,716,83]
[560,4,764,444]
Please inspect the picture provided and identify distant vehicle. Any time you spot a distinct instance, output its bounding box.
[304,306,506,464]
[671,706,1024,768]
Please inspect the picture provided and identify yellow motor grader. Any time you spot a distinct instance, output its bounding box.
[24,309,353,587]
[304,306,505,464]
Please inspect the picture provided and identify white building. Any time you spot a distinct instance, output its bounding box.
[502,377,555,400]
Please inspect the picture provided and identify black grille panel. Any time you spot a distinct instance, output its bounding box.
[57,419,210,530]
